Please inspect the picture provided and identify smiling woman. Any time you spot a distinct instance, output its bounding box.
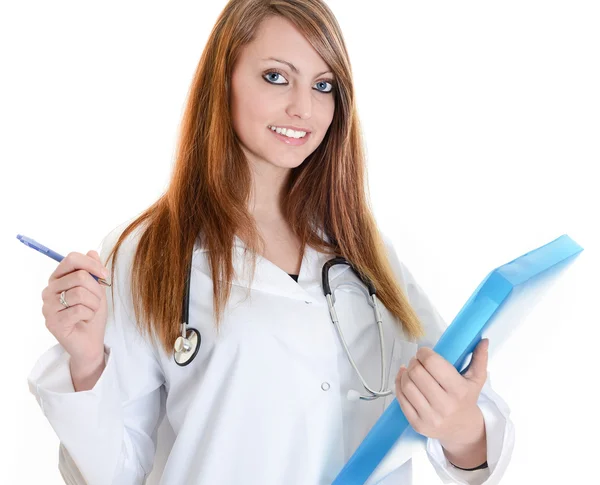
[230,15,336,169]
[26,1,514,485]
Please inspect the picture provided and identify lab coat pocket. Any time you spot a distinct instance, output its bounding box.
[383,337,418,411]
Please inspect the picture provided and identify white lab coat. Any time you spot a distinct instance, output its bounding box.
[28,225,515,485]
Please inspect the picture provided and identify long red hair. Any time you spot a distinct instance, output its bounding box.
[104,0,425,356]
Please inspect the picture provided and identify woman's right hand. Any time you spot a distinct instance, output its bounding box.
[42,250,110,383]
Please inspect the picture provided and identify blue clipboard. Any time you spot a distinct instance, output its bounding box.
[333,234,584,485]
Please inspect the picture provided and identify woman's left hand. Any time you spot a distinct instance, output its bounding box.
[394,338,489,445]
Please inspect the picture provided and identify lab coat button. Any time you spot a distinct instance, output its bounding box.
[321,382,330,391]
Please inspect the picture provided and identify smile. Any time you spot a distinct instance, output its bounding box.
[267,126,311,146]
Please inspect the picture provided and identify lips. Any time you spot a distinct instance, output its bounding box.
[268,125,311,133]
[268,126,311,146]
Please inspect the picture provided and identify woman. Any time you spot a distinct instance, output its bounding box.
[28,1,514,484]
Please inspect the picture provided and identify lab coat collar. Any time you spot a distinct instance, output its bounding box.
[192,230,349,304]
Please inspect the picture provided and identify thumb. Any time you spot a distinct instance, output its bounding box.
[463,338,489,385]
[87,250,107,270]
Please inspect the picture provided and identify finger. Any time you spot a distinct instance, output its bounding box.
[415,347,463,394]
[49,252,108,284]
[49,269,105,302]
[397,366,436,423]
[395,369,421,427]
[462,339,489,386]
[406,358,448,415]
[49,304,96,333]
[51,285,102,315]
[87,249,108,269]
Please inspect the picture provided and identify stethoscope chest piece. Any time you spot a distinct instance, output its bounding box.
[174,327,201,366]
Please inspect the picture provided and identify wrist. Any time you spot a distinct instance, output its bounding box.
[440,406,487,469]
[69,352,106,392]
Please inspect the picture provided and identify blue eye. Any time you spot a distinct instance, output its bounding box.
[264,72,286,84]
[315,80,334,94]
[263,71,335,94]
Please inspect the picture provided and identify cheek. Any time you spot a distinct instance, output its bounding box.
[233,91,276,135]
[315,111,334,144]
[319,100,335,131]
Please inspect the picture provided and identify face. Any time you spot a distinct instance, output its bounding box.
[230,15,336,172]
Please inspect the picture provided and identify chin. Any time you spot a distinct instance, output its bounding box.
[267,155,307,170]
[240,137,315,170]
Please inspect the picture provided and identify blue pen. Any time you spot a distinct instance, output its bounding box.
[16,234,111,287]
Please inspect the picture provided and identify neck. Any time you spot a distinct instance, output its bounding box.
[247,160,291,223]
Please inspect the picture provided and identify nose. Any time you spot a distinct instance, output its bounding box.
[286,85,312,120]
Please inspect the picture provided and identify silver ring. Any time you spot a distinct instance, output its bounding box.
[60,290,70,309]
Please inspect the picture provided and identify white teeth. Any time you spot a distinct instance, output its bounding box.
[269,125,307,139]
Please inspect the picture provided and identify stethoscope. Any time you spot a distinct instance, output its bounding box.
[173,259,201,366]
[173,255,392,402]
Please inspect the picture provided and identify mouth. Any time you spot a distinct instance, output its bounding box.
[267,126,311,146]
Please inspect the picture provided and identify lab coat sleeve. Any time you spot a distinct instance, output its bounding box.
[382,235,515,485]
[27,228,166,485]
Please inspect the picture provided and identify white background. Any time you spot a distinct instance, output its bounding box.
[1,1,598,483]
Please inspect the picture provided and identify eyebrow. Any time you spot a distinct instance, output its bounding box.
[263,57,333,77]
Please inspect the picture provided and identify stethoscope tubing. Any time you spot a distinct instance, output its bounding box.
[174,254,394,401]
[322,257,393,400]
[174,256,201,366]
